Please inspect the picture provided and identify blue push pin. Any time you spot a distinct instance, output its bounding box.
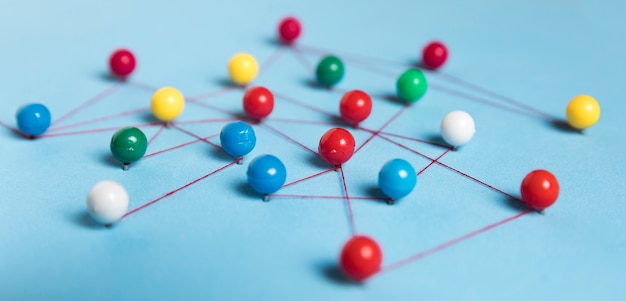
[220,121,256,163]
[16,104,52,137]
[378,159,417,204]
[247,154,287,202]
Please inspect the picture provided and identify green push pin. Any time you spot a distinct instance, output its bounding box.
[396,69,428,104]
[110,126,148,170]
[315,55,345,87]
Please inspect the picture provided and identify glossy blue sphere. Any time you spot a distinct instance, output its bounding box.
[247,155,287,195]
[16,103,51,136]
[220,121,256,157]
[378,159,417,200]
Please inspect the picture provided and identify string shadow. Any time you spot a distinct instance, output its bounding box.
[500,194,529,212]
[549,119,582,134]
[263,36,286,47]
[365,185,394,205]
[373,92,407,106]
[235,181,263,201]
[214,78,243,89]
[141,112,161,124]
[3,127,32,140]
[325,114,349,126]
[307,153,331,169]
[97,70,123,83]
[209,146,241,163]
[100,151,123,170]
[424,134,452,148]
[316,261,360,286]
[71,210,108,230]
[302,78,333,91]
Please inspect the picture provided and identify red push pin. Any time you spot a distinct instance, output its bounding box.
[243,86,274,122]
[339,90,373,128]
[109,49,136,78]
[520,169,560,212]
[318,128,355,167]
[339,235,383,282]
[278,16,302,44]
[421,41,448,70]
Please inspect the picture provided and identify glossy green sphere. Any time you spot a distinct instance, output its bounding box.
[315,55,345,87]
[110,127,148,164]
[396,69,428,103]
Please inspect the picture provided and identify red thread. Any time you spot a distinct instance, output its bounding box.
[147,125,166,145]
[261,122,318,155]
[47,107,151,132]
[366,130,451,149]
[269,194,391,201]
[354,106,407,154]
[174,118,239,125]
[417,148,452,176]
[435,72,553,119]
[171,123,222,149]
[260,47,285,74]
[291,46,315,73]
[40,122,162,138]
[380,209,532,274]
[143,133,220,159]
[430,83,543,119]
[377,134,520,201]
[50,83,121,127]
[297,43,554,121]
[126,80,158,92]
[122,159,240,219]
[266,117,344,126]
[0,120,30,138]
[273,91,339,118]
[185,99,241,118]
[340,167,357,235]
[187,86,239,101]
[283,167,338,188]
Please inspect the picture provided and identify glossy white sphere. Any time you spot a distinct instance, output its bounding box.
[440,110,476,147]
[86,180,129,225]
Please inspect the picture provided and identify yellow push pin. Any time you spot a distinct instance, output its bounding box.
[151,87,185,123]
[228,53,258,86]
[566,95,600,131]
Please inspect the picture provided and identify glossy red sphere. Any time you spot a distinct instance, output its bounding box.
[109,49,136,78]
[243,86,274,120]
[278,17,302,44]
[422,41,448,70]
[340,90,373,125]
[318,128,355,166]
[339,236,383,282]
[520,170,560,211]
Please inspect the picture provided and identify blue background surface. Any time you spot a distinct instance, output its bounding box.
[1,0,625,300]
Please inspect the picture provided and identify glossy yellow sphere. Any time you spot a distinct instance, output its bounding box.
[151,87,185,122]
[228,53,258,85]
[566,95,600,130]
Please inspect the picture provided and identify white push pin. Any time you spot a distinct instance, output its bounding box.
[86,180,129,225]
[440,110,476,148]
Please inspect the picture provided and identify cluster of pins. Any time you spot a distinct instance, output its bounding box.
[11,16,597,283]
